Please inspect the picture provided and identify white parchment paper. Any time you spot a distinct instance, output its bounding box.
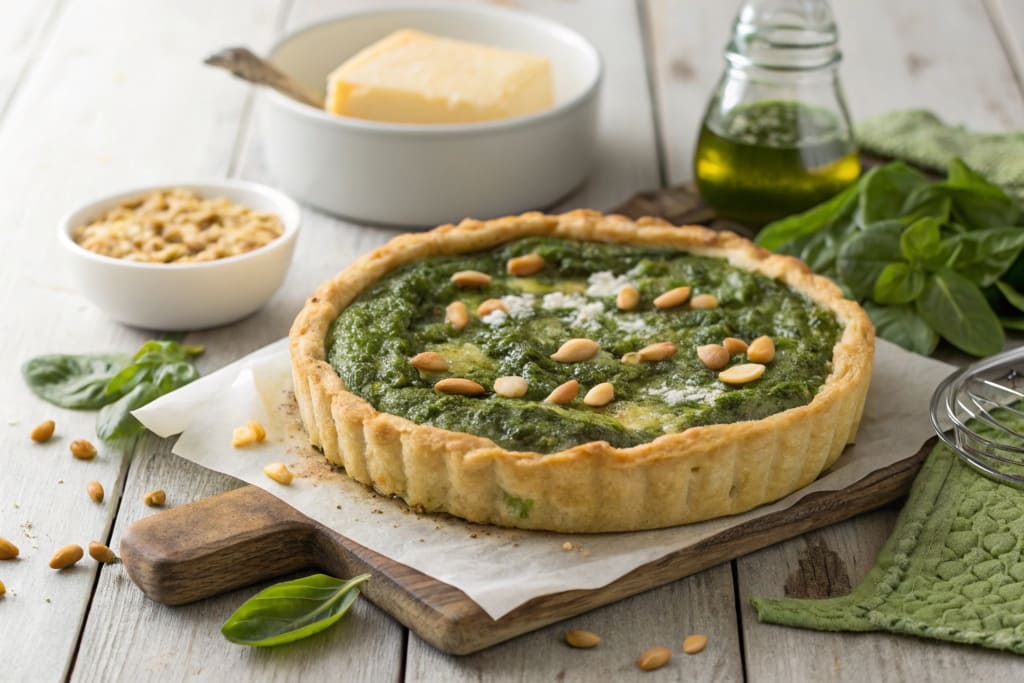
[134,338,953,619]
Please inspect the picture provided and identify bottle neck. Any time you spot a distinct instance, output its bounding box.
[726,0,841,71]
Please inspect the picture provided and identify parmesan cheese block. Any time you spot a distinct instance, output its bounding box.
[325,29,554,124]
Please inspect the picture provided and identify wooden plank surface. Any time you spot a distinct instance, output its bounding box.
[0,0,60,117]
[0,0,284,680]
[405,565,742,682]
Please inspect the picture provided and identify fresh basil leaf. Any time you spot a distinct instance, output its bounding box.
[96,382,161,441]
[949,229,1024,286]
[1001,317,1024,331]
[152,362,199,394]
[996,280,1024,313]
[22,353,130,409]
[946,159,1020,229]
[856,162,929,227]
[222,574,370,647]
[104,363,145,399]
[863,301,939,355]
[835,222,904,299]
[756,181,859,251]
[900,183,952,224]
[899,217,942,263]
[873,262,925,304]
[916,269,1004,356]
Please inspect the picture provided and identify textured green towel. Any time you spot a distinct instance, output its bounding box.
[856,109,1024,204]
[751,412,1024,655]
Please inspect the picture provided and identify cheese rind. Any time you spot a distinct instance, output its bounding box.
[325,29,554,124]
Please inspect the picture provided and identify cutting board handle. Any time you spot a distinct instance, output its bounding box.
[119,486,320,605]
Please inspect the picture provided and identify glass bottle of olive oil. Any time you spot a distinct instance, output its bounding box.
[694,0,860,226]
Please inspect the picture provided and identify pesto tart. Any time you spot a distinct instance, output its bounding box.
[289,210,874,532]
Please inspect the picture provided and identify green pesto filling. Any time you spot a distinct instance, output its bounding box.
[326,237,842,453]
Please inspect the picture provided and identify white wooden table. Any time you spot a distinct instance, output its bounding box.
[2,1,1023,680]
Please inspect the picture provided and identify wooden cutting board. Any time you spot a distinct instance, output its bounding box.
[120,183,932,655]
[119,441,930,656]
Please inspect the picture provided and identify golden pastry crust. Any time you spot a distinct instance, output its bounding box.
[289,210,874,532]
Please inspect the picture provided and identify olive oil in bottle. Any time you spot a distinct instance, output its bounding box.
[695,0,859,226]
[695,100,859,225]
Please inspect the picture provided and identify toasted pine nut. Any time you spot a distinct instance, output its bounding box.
[446,301,470,331]
[88,541,118,564]
[49,544,84,570]
[450,270,492,287]
[30,420,55,443]
[264,462,294,485]
[507,253,545,277]
[493,376,528,398]
[0,537,19,560]
[719,363,766,385]
[636,341,678,362]
[747,335,776,363]
[682,634,707,654]
[690,293,718,309]
[0,579,5,597]
[550,338,600,363]
[565,629,601,648]
[583,382,615,407]
[697,344,730,370]
[232,420,266,448]
[434,378,486,396]
[654,286,691,309]
[722,337,748,356]
[476,298,508,317]
[545,379,580,405]
[69,439,97,460]
[638,646,672,671]
[410,351,449,372]
[143,489,166,507]
[86,481,104,504]
[616,285,640,311]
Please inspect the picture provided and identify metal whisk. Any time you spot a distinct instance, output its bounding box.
[931,346,1024,487]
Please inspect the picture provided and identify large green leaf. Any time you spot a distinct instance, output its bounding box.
[21,353,130,409]
[856,162,929,227]
[916,269,1003,356]
[863,302,938,355]
[836,222,904,299]
[756,181,859,251]
[873,263,926,304]
[222,574,370,647]
[946,228,1024,286]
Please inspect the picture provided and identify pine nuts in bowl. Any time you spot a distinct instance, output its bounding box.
[58,180,301,331]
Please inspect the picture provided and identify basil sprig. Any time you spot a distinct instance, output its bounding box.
[22,340,203,441]
[757,159,1024,356]
[222,573,370,647]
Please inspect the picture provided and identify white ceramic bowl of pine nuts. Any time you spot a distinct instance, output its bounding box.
[58,180,301,331]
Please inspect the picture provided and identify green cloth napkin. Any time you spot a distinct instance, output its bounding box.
[856,109,1024,204]
[751,417,1024,655]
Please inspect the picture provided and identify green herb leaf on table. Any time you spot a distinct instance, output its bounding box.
[855,162,929,227]
[21,353,130,409]
[996,280,1024,313]
[949,229,1024,287]
[222,573,370,647]
[755,181,859,251]
[759,157,1024,356]
[22,340,203,441]
[835,222,903,300]
[873,262,926,305]
[916,269,1004,357]
[898,217,942,263]
[863,302,939,356]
